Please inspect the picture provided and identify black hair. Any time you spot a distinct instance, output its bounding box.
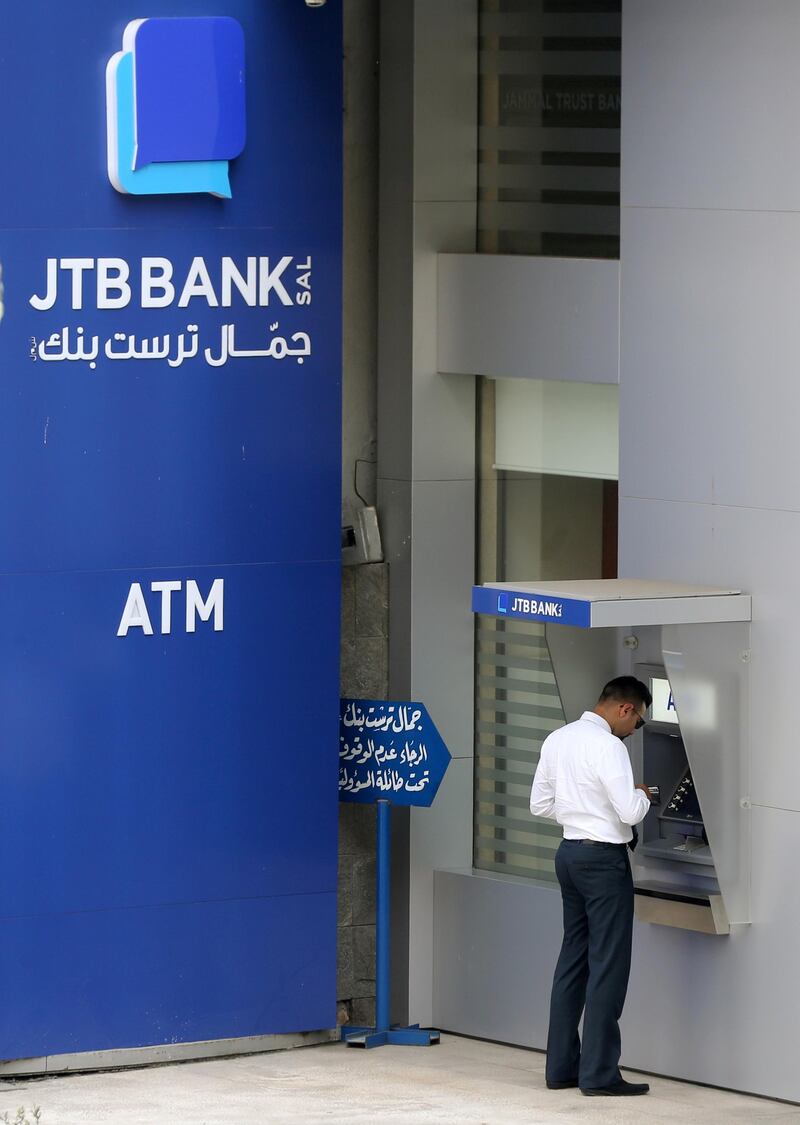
[598,676,652,710]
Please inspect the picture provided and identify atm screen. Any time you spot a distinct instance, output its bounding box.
[650,676,679,725]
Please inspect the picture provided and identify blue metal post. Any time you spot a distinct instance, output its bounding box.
[375,799,391,1033]
[341,798,440,1047]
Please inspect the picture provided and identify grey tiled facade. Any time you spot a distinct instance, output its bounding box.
[337,562,389,1027]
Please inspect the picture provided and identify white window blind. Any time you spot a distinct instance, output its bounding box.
[494,377,619,480]
[474,614,565,883]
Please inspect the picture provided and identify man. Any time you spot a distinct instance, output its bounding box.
[530,676,653,1097]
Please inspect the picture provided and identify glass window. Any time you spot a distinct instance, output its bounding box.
[479,0,621,257]
[495,377,619,481]
[474,379,617,882]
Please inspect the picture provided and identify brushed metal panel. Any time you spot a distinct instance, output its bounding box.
[412,204,477,483]
[435,805,800,1102]
[411,479,475,761]
[634,892,729,935]
[620,496,800,812]
[546,624,617,723]
[623,0,800,212]
[661,621,751,925]
[620,206,800,512]
[592,595,751,628]
[624,803,800,1101]
[705,505,800,812]
[409,758,474,1027]
[433,869,562,1047]
[437,254,620,384]
[618,498,715,586]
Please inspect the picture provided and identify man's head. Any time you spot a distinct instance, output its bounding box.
[594,676,652,739]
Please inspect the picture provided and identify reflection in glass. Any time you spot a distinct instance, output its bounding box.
[479,0,621,257]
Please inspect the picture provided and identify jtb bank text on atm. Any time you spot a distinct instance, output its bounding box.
[509,597,563,617]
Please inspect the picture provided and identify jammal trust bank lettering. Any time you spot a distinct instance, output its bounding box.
[510,597,563,618]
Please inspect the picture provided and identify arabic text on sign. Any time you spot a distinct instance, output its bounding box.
[33,323,311,369]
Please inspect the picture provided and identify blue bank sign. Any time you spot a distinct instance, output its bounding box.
[471,585,591,627]
[0,1,341,1064]
[339,700,451,807]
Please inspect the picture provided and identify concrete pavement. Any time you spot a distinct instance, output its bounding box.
[1,1034,797,1125]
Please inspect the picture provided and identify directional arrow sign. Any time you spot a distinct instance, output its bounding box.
[338,699,451,807]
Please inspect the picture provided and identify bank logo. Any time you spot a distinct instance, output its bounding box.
[106,17,246,198]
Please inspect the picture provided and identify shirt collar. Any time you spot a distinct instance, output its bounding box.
[581,711,611,734]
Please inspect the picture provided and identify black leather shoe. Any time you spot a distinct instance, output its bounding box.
[581,1080,650,1096]
[546,1079,579,1089]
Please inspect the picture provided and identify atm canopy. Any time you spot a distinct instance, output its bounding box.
[471,579,751,629]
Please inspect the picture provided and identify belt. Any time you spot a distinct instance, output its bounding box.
[568,839,627,849]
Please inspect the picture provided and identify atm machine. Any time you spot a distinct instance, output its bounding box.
[637,667,707,861]
[471,579,752,935]
[631,662,731,933]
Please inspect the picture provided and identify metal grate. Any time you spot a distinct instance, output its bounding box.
[479,0,621,257]
[474,614,565,883]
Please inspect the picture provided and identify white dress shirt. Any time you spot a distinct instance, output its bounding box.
[530,711,650,843]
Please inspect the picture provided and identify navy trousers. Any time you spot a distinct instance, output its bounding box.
[545,839,634,1090]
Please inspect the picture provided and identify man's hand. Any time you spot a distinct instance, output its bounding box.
[636,783,655,801]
